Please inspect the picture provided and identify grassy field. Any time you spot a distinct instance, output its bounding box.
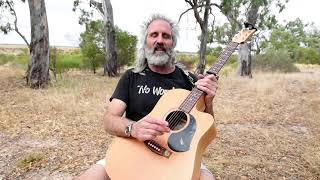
[0,45,83,71]
[0,63,320,179]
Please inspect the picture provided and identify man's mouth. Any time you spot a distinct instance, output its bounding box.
[154,47,166,53]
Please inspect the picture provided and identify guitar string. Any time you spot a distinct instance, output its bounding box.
[166,101,190,129]
[166,101,189,129]
[168,112,184,129]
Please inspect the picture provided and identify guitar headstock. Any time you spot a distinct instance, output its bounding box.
[232,22,257,43]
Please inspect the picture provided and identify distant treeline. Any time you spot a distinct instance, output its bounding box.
[1,45,316,75]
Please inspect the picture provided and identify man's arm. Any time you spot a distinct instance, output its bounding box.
[103,99,134,137]
[103,99,170,141]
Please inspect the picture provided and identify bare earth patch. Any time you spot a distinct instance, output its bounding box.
[0,64,319,179]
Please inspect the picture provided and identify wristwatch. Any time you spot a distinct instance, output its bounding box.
[124,123,134,137]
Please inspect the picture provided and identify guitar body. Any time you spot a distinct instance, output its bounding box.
[105,89,217,180]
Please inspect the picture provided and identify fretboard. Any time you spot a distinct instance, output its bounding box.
[179,41,239,113]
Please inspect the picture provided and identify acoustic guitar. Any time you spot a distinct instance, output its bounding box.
[105,23,257,180]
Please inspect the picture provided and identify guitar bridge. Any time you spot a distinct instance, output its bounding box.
[144,140,172,158]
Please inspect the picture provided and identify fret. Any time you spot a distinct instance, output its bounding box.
[208,42,239,74]
[212,68,219,73]
[216,61,225,67]
[179,88,203,113]
[219,54,229,59]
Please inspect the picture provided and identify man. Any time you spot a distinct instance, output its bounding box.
[77,14,218,180]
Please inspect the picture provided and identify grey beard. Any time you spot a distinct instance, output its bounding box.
[144,47,172,66]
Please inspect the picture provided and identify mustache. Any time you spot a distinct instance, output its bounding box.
[153,43,169,55]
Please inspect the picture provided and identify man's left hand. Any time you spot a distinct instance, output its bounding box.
[195,74,218,113]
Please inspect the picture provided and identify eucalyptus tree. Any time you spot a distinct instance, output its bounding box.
[73,0,117,77]
[80,20,105,74]
[26,0,50,88]
[79,20,138,73]
[1,0,50,88]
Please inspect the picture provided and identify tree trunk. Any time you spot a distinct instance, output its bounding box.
[196,29,208,75]
[26,0,50,88]
[236,3,259,78]
[195,0,210,75]
[90,58,96,74]
[237,43,252,78]
[102,0,117,77]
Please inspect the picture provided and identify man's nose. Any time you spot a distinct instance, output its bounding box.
[156,35,164,44]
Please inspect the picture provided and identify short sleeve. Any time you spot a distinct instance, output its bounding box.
[109,70,132,104]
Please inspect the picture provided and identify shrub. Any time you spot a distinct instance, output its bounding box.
[177,53,198,70]
[296,47,320,64]
[50,48,83,73]
[205,55,217,66]
[0,54,14,65]
[252,49,299,73]
[58,53,82,70]
[81,52,104,73]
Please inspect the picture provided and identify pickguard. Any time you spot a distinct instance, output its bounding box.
[168,114,196,152]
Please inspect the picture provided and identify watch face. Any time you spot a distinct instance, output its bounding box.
[124,126,129,136]
[125,124,132,137]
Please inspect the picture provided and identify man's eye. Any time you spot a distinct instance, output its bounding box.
[150,33,158,38]
[163,34,171,39]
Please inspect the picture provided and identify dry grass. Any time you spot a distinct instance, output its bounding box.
[207,69,320,179]
[0,63,319,179]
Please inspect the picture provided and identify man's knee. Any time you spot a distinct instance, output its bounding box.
[199,167,215,180]
[75,164,110,180]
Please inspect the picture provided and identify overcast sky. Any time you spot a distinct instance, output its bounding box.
[0,0,319,52]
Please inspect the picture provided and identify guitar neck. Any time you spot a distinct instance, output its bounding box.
[179,41,239,113]
[207,41,239,75]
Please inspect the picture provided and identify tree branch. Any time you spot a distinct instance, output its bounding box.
[179,1,221,26]
[7,1,30,47]
[89,0,103,15]
[209,3,221,10]
[178,7,193,23]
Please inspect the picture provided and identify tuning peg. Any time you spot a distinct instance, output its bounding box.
[244,22,257,31]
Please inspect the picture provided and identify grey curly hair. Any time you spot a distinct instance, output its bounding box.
[133,14,179,73]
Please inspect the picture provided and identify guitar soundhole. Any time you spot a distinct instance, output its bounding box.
[165,111,188,131]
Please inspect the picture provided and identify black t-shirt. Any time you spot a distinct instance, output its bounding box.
[110,66,194,121]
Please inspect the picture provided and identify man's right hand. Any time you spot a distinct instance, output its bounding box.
[131,116,170,141]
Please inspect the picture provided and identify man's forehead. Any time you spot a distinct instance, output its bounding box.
[147,20,172,34]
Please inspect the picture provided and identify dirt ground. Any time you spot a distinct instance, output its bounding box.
[0,63,319,180]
